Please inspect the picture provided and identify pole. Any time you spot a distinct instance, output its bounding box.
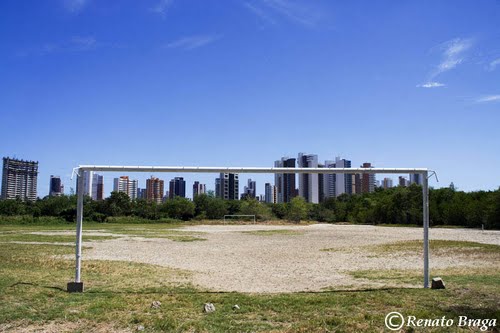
[68,169,85,292]
[422,171,430,288]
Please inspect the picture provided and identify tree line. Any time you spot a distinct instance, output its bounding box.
[0,185,499,229]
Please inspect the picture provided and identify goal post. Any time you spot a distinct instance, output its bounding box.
[69,165,431,292]
[223,214,256,224]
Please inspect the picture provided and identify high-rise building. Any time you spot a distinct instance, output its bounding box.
[334,157,352,196]
[361,162,376,193]
[169,177,186,199]
[215,173,239,200]
[137,188,147,200]
[398,176,409,187]
[49,175,63,197]
[242,178,256,199]
[146,176,164,204]
[382,177,393,189]
[410,173,422,186]
[113,176,138,200]
[193,181,206,198]
[76,170,93,197]
[91,173,104,200]
[323,160,336,199]
[1,157,38,201]
[274,157,297,203]
[298,153,319,203]
[264,183,277,203]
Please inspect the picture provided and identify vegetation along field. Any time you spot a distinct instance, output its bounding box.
[0,221,499,332]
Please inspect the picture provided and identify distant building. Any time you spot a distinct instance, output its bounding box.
[264,183,277,203]
[91,173,104,200]
[242,178,256,199]
[49,175,63,197]
[274,157,297,203]
[215,173,239,200]
[382,177,393,189]
[410,173,422,186]
[334,157,352,196]
[113,176,138,200]
[323,160,336,199]
[169,177,186,199]
[146,176,164,204]
[193,181,206,198]
[76,170,93,197]
[398,176,409,187]
[1,157,38,201]
[361,162,376,193]
[298,153,319,203]
[137,188,147,200]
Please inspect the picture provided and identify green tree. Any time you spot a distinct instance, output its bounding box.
[286,197,309,223]
[161,197,195,221]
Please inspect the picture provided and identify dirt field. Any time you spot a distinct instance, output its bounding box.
[36,224,495,293]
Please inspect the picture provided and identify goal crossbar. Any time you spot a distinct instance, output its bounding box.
[69,165,431,292]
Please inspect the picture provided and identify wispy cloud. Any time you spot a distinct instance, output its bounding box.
[165,34,221,50]
[416,82,445,88]
[151,0,173,16]
[244,2,277,26]
[243,0,324,27]
[430,38,473,78]
[487,58,500,71]
[71,36,97,51]
[62,0,89,13]
[17,36,101,57]
[476,95,500,103]
[418,37,473,88]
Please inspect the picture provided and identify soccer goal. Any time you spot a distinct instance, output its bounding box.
[68,165,432,292]
[223,214,256,224]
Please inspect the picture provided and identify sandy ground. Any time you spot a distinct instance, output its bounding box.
[48,224,500,293]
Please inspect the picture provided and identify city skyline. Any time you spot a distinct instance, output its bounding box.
[1,1,499,197]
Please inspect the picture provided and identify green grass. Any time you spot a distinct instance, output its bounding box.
[0,234,118,243]
[241,229,303,236]
[371,240,500,255]
[0,224,499,332]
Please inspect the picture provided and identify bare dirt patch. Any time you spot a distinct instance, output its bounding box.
[74,224,500,293]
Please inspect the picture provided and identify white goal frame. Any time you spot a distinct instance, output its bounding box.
[70,165,431,291]
[224,215,257,224]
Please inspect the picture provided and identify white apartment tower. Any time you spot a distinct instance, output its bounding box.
[298,153,319,203]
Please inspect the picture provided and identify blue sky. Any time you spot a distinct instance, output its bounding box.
[1,0,499,197]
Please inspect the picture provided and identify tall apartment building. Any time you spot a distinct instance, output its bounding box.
[264,183,277,203]
[382,177,394,189]
[242,178,256,199]
[298,153,319,203]
[91,173,104,200]
[1,157,38,201]
[49,175,63,197]
[409,173,422,186]
[334,156,352,197]
[113,176,138,200]
[323,160,336,199]
[169,177,186,199]
[361,162,376,193]
[215,173,239,200]
[398,176,409,187]
[146,176,164,204]
[274,157,297,203]
[192,181,206,198]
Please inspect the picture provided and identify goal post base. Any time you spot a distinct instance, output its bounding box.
[67,282,84,293]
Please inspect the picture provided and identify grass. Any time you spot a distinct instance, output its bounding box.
[241,230,304,236]
[0,223,499,332]
[371,239,500,255]
[0,234,118,243]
